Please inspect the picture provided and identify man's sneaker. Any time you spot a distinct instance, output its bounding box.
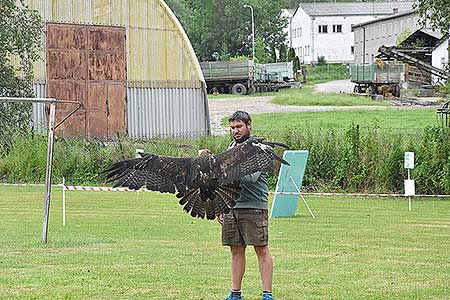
[224,292,244,300]
[262,293,273,300]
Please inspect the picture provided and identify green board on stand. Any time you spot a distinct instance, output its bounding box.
[270,150,314,218]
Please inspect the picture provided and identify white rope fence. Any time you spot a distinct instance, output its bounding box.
[2,182,450,198]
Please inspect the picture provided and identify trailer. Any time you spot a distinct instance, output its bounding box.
[350,62,404,97]
[200,60,297,95]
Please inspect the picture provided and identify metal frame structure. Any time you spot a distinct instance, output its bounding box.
[0,97,81,243]
[437,100,450,127]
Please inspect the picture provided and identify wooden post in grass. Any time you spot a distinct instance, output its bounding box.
[62,177,66,227]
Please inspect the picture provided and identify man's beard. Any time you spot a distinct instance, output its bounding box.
[234,134,250,143]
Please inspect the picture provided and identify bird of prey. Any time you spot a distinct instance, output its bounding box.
[105,138,290,220]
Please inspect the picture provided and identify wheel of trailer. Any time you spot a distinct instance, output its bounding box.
[248,86,257,94]
[231,83,247,95]
[393,85,401,98]
[353,85,360,93]
[367,85,374,95]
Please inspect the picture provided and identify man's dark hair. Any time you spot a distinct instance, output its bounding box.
[228,111,252,125]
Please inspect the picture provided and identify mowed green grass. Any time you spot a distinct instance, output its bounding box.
[1,186,449,300]
[209,84,388,107]
[270,85,390,107]
[252,109,437,133]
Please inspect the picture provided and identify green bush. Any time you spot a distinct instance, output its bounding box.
[1,126,449,195]
[317,56,327,65]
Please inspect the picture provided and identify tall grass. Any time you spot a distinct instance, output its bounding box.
[1,125,449,194]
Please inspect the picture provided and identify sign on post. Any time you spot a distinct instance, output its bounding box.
[404,152,414,169]
[404,152,415,211]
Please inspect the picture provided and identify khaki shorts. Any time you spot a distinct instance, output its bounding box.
[222,209,269,247]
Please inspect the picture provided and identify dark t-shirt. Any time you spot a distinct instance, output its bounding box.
[228,135,269,209]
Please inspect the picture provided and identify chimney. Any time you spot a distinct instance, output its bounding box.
[393,8,399,14]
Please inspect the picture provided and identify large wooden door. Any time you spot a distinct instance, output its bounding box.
[46,23,126,139]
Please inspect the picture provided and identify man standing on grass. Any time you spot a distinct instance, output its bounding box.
[217,111,274,300]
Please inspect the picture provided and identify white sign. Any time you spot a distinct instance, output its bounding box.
[404,179,415,196]
[404,152,414,169]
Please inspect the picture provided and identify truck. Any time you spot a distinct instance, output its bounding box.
[350,62,404,97]
[200,60,297,95]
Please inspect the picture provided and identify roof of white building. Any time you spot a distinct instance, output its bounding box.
[352,10,416,28]
[297,1,414,17]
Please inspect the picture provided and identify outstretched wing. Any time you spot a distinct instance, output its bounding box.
[212,140,289,184]
[105,153,193,194]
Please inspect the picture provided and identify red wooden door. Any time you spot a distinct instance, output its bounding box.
[46,23,126,139]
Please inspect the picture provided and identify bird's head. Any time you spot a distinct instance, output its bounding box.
[198,149,213,157]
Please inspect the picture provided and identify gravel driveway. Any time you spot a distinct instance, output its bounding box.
[315,79,355,93]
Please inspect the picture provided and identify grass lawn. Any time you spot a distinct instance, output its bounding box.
[251,108,437,134]
[304,63,350,84]
[270,85,390,107]
[209,84,390,107]
[1,186,449,300]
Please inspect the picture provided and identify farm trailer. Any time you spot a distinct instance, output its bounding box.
[350,63,404,97]
[200,60,297,95]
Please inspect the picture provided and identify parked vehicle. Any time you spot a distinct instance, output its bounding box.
[350,62,404,97]
[200,60,297,95]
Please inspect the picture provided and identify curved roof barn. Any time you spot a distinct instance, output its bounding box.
[27,0,210,138]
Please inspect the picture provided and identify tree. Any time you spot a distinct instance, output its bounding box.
[166,0,287,62]
[0,0,43,152]
[413,0,450,35]
[255,37,271,63]
[414,0,450,71]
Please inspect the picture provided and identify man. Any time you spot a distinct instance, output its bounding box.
[217,111,274,300]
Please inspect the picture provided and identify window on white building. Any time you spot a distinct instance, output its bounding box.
[376,26,380,39]
[333,24,342,33]
[351,46,354,55]
[382,24,386,36]
[300,27,302,37]
[388,23,392,36]
[351,24,355,32]
[318,25,328,33]
[394,22,398,35]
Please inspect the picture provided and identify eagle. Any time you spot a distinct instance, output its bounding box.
[105,137,290,220]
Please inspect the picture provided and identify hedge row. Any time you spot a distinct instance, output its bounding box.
[1,126,449,194]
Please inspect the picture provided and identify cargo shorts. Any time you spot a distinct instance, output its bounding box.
[222,208,269,247]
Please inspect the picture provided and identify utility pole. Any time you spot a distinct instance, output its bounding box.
[244,4,255,61]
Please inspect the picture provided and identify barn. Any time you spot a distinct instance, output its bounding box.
[28,0,210,139]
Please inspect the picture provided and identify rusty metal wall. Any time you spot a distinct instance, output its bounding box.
[127,86,208,138]
[32,82,47,132]
[32,83,210,138]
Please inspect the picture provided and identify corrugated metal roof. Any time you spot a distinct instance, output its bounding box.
[352,10,415,27]
[299,1,414,16]
[26,0,204,87]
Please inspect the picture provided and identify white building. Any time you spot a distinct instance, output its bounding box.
[281,8,296,49]
[352,11,421,64]
[432,36,449,84]
[289,2,414,64]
